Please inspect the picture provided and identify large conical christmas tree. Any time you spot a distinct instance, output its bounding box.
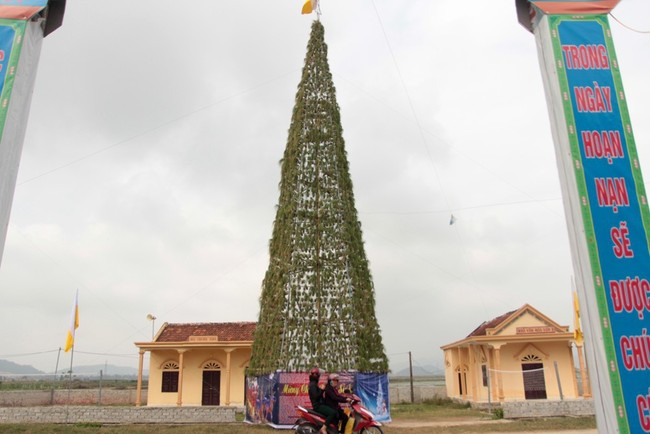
[249,20,388,376]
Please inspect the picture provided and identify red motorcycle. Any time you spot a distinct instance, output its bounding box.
[293,392,384,434]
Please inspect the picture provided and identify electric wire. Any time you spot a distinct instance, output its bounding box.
[368,0,490,313]
[609,13,650,34]
[17,69,299,187]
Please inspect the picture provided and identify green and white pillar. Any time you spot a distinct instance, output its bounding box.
[0,0,65,266]
[517,1,649,432]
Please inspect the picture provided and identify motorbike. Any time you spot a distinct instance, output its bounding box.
[293,392,384,434]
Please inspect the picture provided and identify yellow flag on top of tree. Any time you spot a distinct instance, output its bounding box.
[301,0,318,14]
[64,290,79,352]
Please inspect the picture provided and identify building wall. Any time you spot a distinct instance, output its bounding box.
[444,341,578,402]
[228,350,251,405]
[497,341,576,401]
[148,350,179,406]
[147,348,251,407]
[499,312,549,334]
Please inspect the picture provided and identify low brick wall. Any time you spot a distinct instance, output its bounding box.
[1,384,447,407]
[0,406,242,424]
[390,385,447,403]
[0,389,145,406]
[502,399,595,418]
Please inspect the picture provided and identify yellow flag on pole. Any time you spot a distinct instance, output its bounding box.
[572,290,583,345]
[301,0,318,14]
[64,290,79,352]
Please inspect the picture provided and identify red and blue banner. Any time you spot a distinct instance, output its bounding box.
[245,371,390,427]
[548,15,650,433]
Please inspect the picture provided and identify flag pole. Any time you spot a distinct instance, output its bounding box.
[65,339,75,423]
[65,328,76,423]
[67,335,75,398]
[64,290,79,423]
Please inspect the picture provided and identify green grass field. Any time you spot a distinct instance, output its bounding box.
[0,399,596,433]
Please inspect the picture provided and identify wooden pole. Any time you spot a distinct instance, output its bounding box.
[409,351,414,403]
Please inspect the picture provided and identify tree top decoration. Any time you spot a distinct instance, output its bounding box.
[248,20,388,375]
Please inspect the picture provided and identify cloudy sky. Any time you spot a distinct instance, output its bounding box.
[0,0,648,374]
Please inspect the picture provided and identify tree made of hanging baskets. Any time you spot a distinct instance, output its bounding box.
[249,20,388,376]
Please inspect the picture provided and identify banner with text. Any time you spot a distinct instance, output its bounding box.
[549,15,650,433]
[245,371,389,427]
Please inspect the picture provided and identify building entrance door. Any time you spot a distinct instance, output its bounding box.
[202,370,221,405]
[522,363,547,399]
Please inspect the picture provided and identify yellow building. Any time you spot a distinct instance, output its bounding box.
[441,304,588,403]
[134,322,256,407]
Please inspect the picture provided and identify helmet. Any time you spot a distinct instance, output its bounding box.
[309,367,320,380]
[328,373,339,382]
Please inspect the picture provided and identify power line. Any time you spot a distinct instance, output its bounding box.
[0,349,59,358]
[359,197,561,215]
[610,13,650,34]
[17,69,299,186]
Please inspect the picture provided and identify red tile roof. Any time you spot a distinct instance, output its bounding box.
[466,309,516,337]
[156,322,256,343]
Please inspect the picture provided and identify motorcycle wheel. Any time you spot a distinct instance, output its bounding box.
[361,427,384,434]
[295,423,319,434]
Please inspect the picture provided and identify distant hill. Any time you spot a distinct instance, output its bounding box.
[391,364,444,377]
[0,359,43,375]
[71,364,139,376]
[0,359,140,377]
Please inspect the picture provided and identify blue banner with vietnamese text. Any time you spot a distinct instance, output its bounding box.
[556,17,650,433]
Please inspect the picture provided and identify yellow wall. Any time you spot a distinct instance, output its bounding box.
[499,312,545,335]
[444,341,578,402]
[497,341,576,401]
[147,347,251,407]
[148,350,180,406]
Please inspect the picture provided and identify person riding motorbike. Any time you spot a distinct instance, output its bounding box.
[322,373,352,433]
[308,368,337,434]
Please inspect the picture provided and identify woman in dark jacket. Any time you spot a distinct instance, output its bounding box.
[322,373,351,433]
[308,368,337,434]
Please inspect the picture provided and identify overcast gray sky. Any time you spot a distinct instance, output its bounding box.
[0,0,648,374]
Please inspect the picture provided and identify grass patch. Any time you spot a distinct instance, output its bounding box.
[391,397,487,420]
[491,407,504,419]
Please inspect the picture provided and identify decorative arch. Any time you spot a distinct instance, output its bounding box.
[514,343,549,361]
[160,360,179,370]
[199,358,224,370]
[240,358,250,369]
[201,359,223,371]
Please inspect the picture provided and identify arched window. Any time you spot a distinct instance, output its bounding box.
[454,364,469,396]
[161,360,179,393]
[202,361,222,370]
